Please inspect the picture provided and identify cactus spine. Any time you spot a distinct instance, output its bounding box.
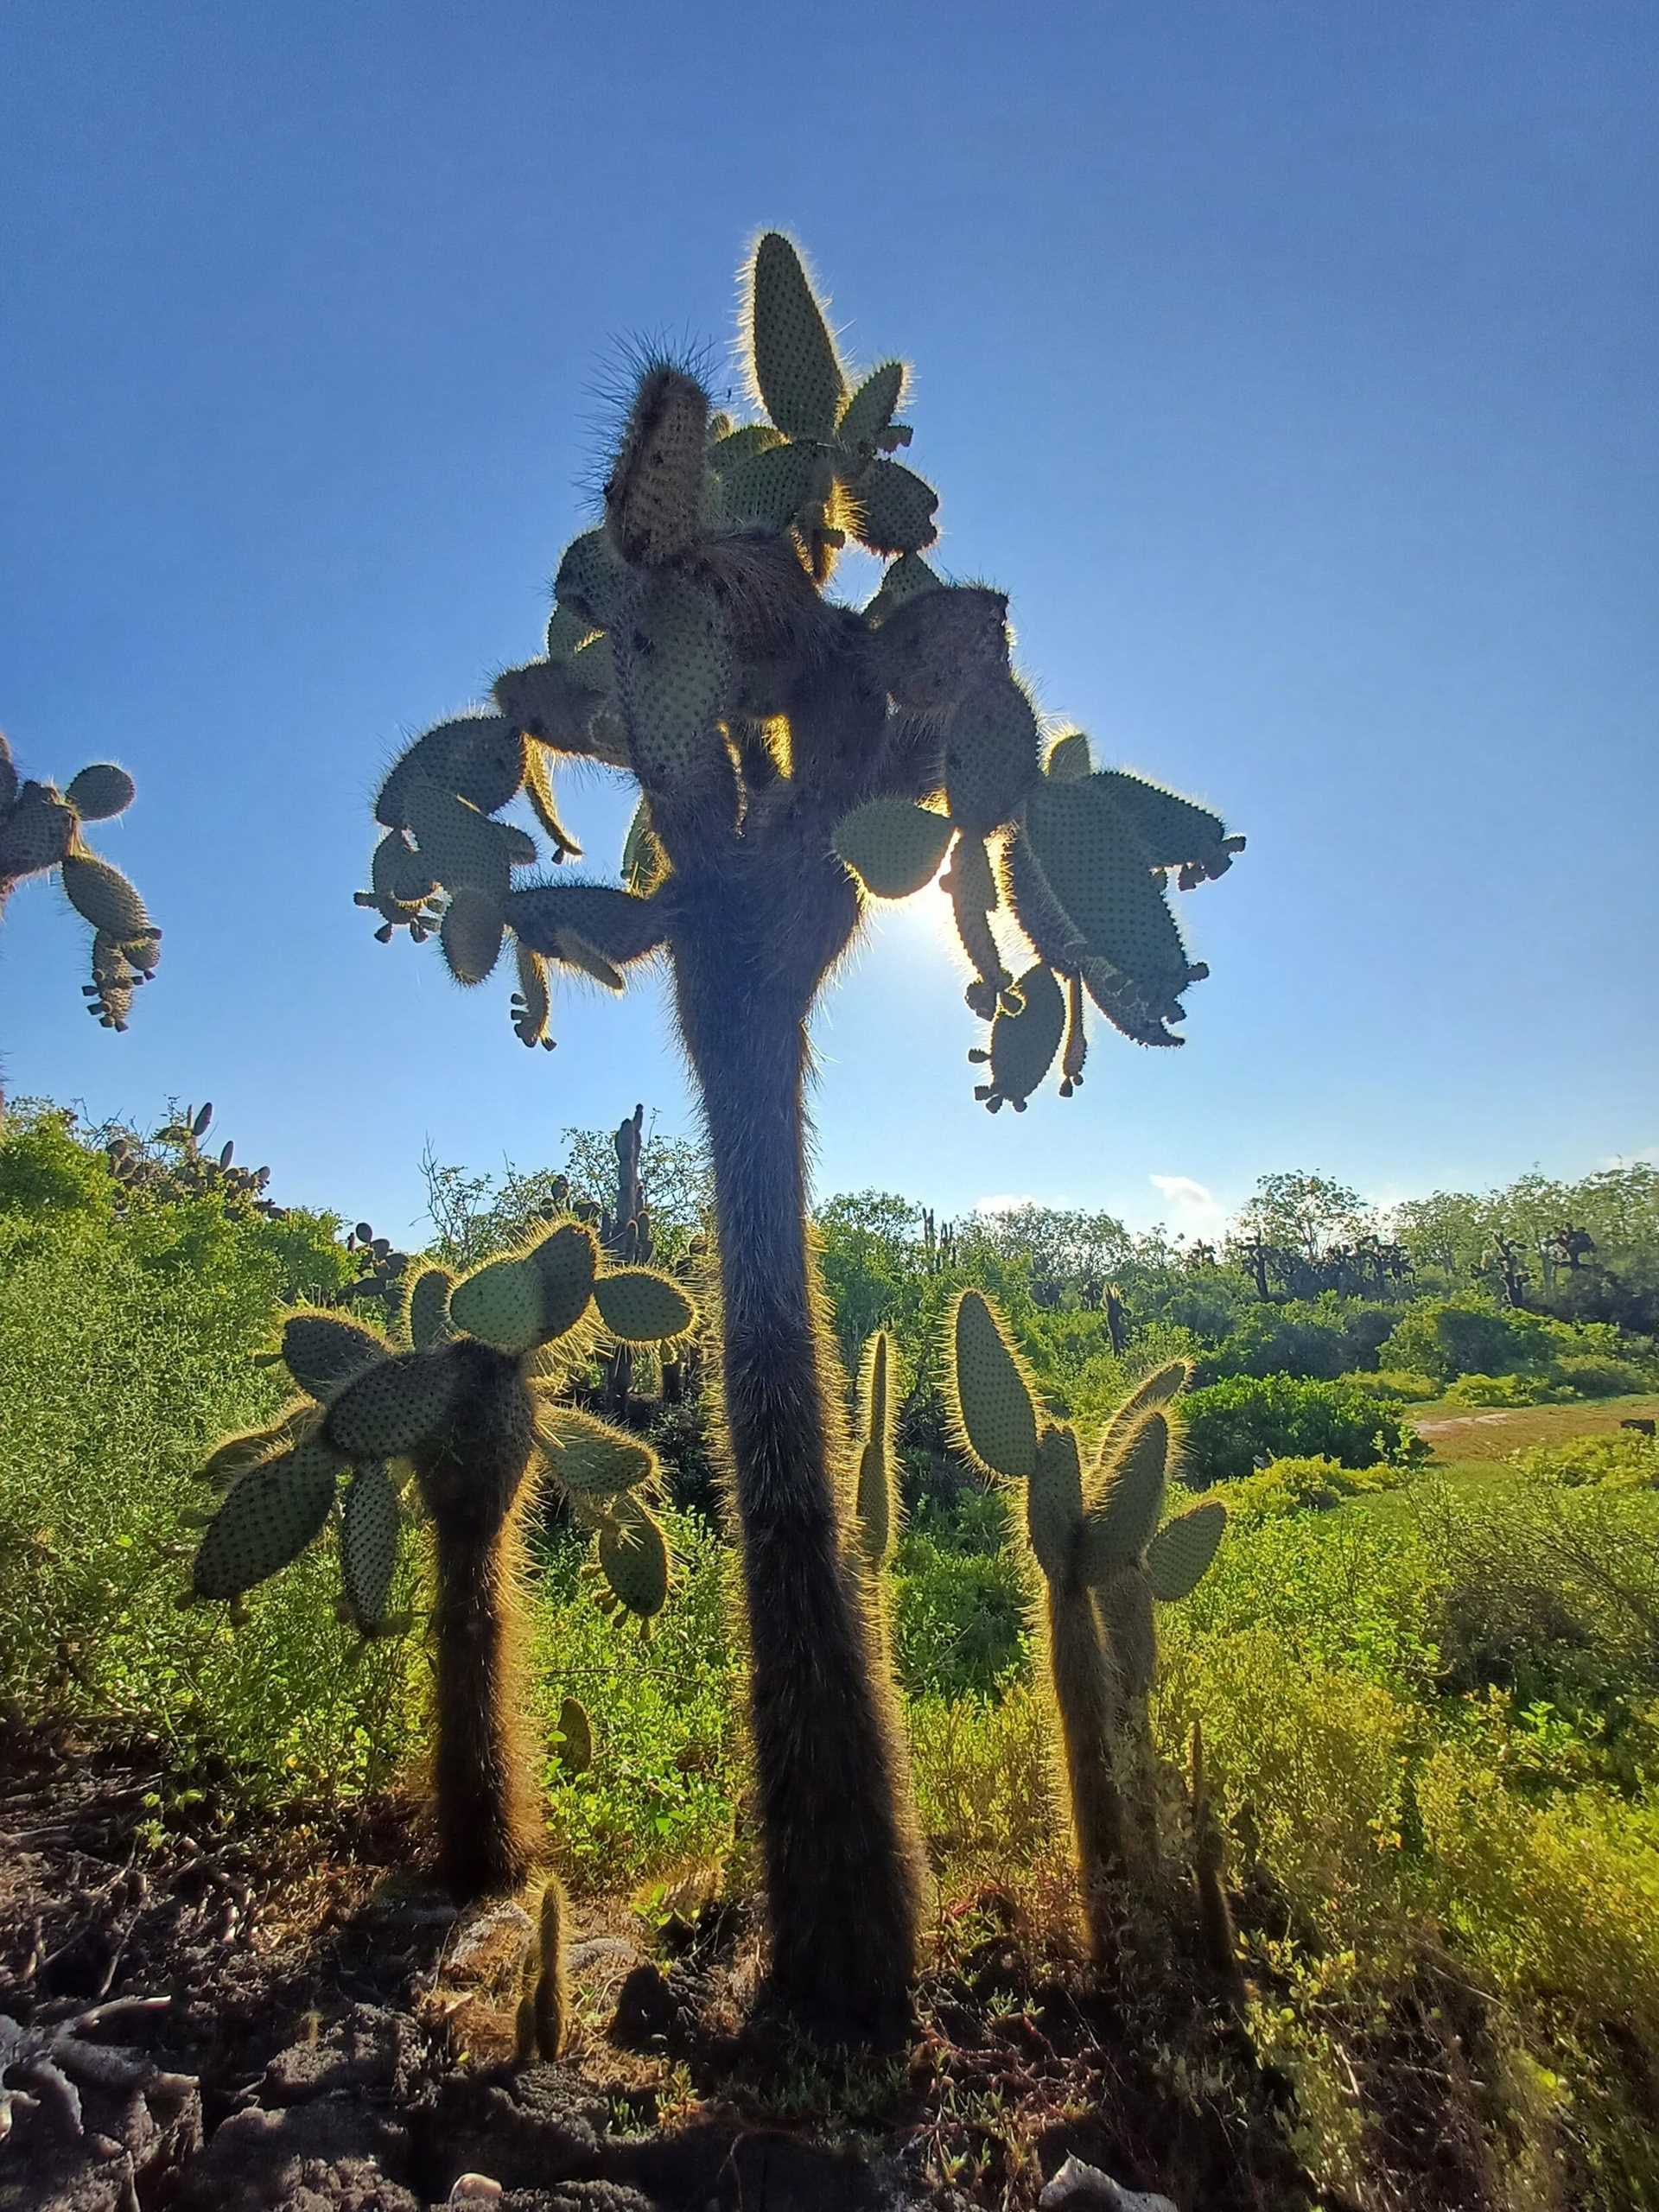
[0,733,161,1035]
[944,1291,1226,1961]
[184,1217,695,1904]
[353,235,1244,2031]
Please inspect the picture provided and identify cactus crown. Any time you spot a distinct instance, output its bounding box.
[0,734,160,1029]
[355,235,1243,1104]
[943,1288,1226,1631]
[185,1215,696,1631]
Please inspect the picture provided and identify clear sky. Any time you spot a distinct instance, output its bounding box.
[3,1,1655,1249]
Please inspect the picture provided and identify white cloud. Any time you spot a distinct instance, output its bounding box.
[974,1193,1041,1216]
[1148,1173,1227,1237]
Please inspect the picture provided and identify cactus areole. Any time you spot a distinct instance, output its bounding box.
[357,235,1245,2031]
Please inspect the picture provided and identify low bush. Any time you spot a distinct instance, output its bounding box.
[1179,1373,1415,1484]
[1347,1367,1440,1403]
[1196,1454,1407,1526]
[1445,1370,1568,1408]
[1511,1431,1659,1490]
[1549,1352,1653,1398]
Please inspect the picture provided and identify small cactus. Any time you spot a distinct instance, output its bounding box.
[0,733,161,1030]
[944,1290,1226,1958]
[185,1215,696,1900]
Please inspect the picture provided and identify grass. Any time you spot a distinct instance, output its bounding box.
[1411,1390,1659,1458]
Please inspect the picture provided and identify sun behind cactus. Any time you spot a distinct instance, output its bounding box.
[350,233,1246,2033]
[944,1288,1226,1961]
[0,733,161,1035]
[184,1215,695,1903]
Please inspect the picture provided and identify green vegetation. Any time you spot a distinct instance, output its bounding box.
[7,1098,1659,2203]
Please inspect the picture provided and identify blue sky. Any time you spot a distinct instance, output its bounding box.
[3,1,1655,1248]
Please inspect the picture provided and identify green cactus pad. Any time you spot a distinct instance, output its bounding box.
[326,1349,459,1459]
[554,529,637,632]
[853,1330,899,1565]
[406,1266,457,1351]
[340,1462,402,1631]
[620,800,665,896]
[863,551,943,626]
[947,837,1016,1014]
[193,1435,342,1599]
[593,1268,696,1343]
[526,1216,599,1312]
[1145,1501,1226,1601]
[716,440,824,533]
[836,360,907,455]
[850,460,939,556]
[1077,1414,1170,1583]
[709,423,785,473]
[60,854,152,941]
[1089,1361,1190,1496]
[598,1496,671,1619]
[492,658,604,755]
[440,885,507,985]
[1027,1424,1084,1582]
[451,1253,556,1354]
[1045,732,1092,782]
[506,883,666,965]
[1091,770,1229,870]
[0,788,76,875]
[402,779,512,899]
[747,232,846,441]
[1099,1567,1158,1700]
[511,942,553,1048]
[376,716,526,828]
[281,1310,391,1400]
[198,1402,319,1489]
[64,764,136,821]
[545,604,597,662]
[616,575,736,785]
[371,829,437,909]
[975,962,1065,1111]
[539,1406,657,1494]
[555,1694,594,1776]
[833,798,953,899]
[944,670,1042,836]
[948,1289,1039,1480]
[873,586,1009,714]
[1022,777,1188,1001]
[607,364,709,566]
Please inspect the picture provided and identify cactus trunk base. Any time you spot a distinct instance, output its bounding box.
[1044,1579,1126,1966]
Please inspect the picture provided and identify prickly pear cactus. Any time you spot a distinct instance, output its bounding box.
[0,733,161,1028]
[942,1288,1226,1935]
[354,236,1242,1100]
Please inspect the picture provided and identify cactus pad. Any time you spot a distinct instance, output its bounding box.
[944,671,1042,836]
[193,1435,341,1599]
[555,1695,594,1776]
[340,1462,403,1632]
[64,764,136,820]
[1044,732,1092,781]
[538,1406,657,1494]
[1077,1414,1169,1582]
[972,961,1065,1111]
[281,1311,391,1399]
[1022,777,1189,1004]
[326,1349,459,1459]
[554,529,636,632]
[1144,1501,1226,1600]
[948,1289,1038,1479]
[451,1254,556,1354]
[60,854,153,942]
[836,360,908,455]
[607,363,709,566]
[376,716,525,829]
[615,574,735,785]
[407,1266,457,1351]
[526,1220,600,1339]
[747,232,846,441]
[598,1496,671,1620]
[850,459,940,556]
[833,798,953,899]
[440,885,507,985]
[403,780,513,899]
[593,1268,696,1344]
[506,883,666,966]
[1092,770,1235,875]
[873,586,1009,713]
[1027,1424,1084,1582]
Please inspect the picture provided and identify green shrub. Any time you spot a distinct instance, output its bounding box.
[1179,1373,1414,1484]
[1198,1454,1407,1526]
[1348,1368,1440,1404]
[1549,1353,1653,1399]
[910,1686,1058,1868]
[0,1109,116,1222]
[1380,1294,1555,1382]
[893,1507,1030,1699]
[1446,1370,1567,1408]
[1511,1432,1659,1490]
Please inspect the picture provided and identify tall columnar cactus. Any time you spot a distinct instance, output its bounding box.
[0,734,161,1032]
[184,1216,695,1902]
[944,1290,1226,1959]
[353,235,1244,2032]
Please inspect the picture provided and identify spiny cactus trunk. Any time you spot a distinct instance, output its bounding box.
[675,949,924,2039]
[418,1348,542,1899]
[1044,1575,1126,1964]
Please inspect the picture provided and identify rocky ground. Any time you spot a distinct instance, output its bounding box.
[0,1722,1335,2211]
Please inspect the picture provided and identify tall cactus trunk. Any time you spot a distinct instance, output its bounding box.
[1044,1575,1125,1964]
[418,1352,542,1900]
[674,946,924,2038]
